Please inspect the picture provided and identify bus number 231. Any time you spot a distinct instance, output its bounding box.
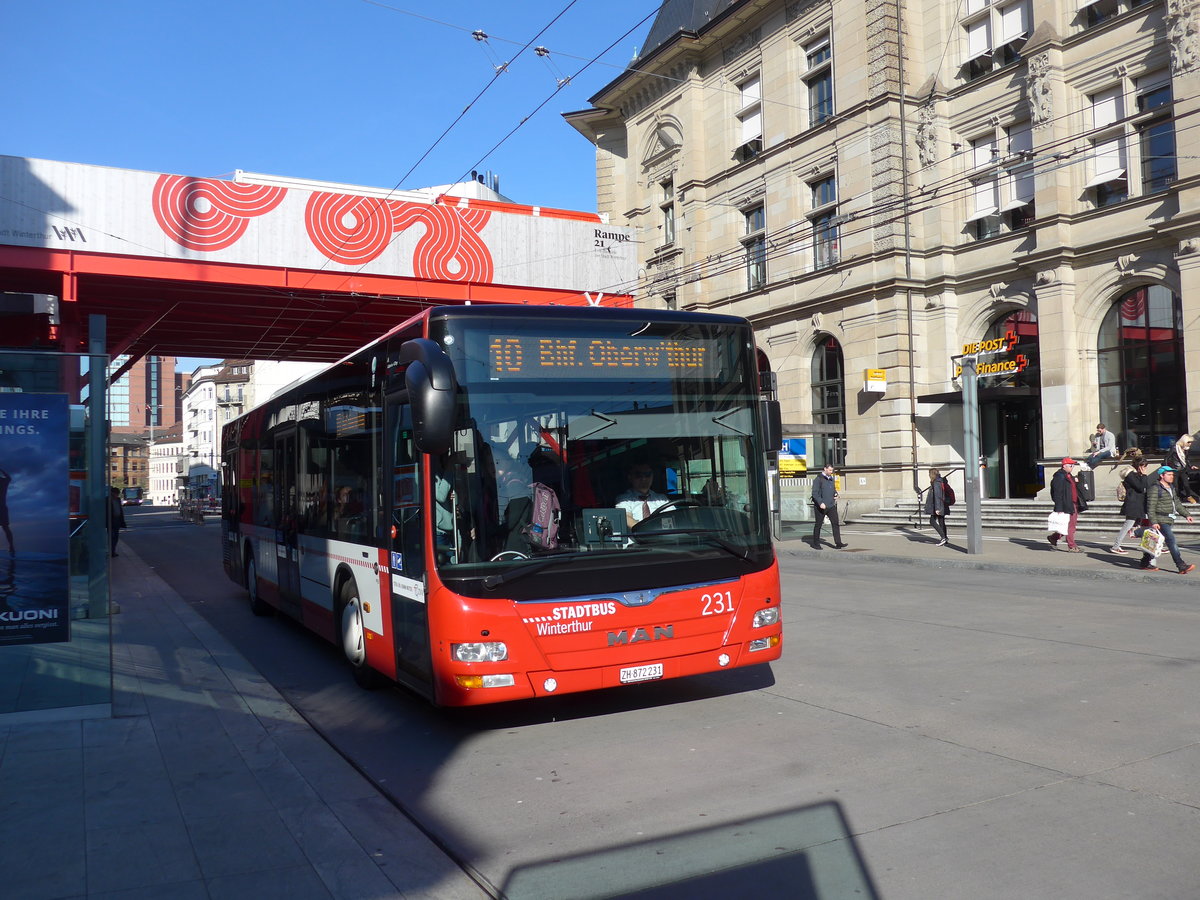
[701,591,734,615]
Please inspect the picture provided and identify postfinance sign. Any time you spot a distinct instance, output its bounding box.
[954,328,1030,377]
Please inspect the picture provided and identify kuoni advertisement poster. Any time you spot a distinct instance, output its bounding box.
[0,393,69,645]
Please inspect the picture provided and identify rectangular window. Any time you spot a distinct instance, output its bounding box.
[1002,121,1035,228]
[1088,87,1127,207]
[996,2,1028,64]
[809,176,838,270]
[969,135,1000,239]
[735,75,763,161]
[1091,86,1123,129]
[743,205,766,291]
[1140,118,1176,193]
[1136,73,1175,194]
[1082,0,1119,28]
[805,39,833,128]
[964,18,992,80]
[660,178,676,245]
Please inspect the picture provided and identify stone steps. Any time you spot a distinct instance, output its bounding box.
[852,499,1200,537]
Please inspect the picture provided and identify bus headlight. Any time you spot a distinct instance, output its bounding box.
[749,635,780,652]
[753,607,780,628]
[451,641,509,663]
[455,673,516,689]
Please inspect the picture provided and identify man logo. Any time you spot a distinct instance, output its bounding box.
[607,625,674,646]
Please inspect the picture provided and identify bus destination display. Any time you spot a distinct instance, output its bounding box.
[488,334,724,380]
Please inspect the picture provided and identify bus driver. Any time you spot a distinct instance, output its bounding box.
[616,461,669,528]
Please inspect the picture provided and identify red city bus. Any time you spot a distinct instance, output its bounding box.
[221,304,783,706]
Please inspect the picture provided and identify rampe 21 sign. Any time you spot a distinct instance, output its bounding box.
[0,393,69,645]
[953,329,1031,378]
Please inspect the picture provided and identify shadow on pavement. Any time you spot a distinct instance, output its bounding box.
[500,800,879,900]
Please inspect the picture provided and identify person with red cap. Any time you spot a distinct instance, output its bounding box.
[1048,457,1087,551]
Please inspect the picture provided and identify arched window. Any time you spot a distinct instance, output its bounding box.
[811,336,846,467]
[983,307,1039,388]
[1098,285,1185,454]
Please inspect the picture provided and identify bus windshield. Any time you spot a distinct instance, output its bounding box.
[426,314,772,596]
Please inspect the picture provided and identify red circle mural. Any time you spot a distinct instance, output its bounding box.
[152,175,286,251]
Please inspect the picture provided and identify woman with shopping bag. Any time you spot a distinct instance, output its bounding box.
[1048,458,1086,551]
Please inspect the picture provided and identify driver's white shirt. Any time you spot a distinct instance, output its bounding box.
[616,489,670,524]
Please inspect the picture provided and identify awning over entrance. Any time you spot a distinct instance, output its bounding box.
[918,385,1039,404]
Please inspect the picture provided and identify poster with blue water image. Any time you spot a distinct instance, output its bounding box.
[0,392,69,645]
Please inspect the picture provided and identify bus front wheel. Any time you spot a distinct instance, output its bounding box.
[246,554,272,617]
[339,580,380,690]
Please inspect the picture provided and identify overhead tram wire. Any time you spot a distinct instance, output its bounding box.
[252,1,584,359]
[593,110,1200,300]
[357,0,1173,299]
[452,7,660,198]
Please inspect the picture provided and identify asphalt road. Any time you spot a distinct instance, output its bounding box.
[123,506,1200,899]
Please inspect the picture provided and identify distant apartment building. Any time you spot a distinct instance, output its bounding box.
[181,359,324,498]
[108,354,184,436]
[567,0,1200,505]
[108,433,148,492]
[148,422,184,507]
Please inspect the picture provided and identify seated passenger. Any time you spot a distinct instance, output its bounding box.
[616,461,669,528]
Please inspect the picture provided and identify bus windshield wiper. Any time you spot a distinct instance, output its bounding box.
[481,555,578,590]
[629,528,752,560]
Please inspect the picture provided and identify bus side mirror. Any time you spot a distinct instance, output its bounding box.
[760,399,782,452]
[400,338,457,455]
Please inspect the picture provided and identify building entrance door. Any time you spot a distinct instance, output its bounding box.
[981,395,1042,498]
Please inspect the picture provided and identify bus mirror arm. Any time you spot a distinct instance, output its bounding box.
[401,338,457,455]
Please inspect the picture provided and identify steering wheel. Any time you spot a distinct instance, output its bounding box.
[651,497,702,515]
[490,550,529,561]
[632,497,702,531]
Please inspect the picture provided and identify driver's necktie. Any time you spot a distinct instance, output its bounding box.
[642,498,650,520]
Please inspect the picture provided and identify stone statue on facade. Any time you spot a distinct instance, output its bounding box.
[1166,0,1200,75]
[916,102,938,169]
[1027,53,1053,129]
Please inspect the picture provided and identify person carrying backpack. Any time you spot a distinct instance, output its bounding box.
[924,468,951,547]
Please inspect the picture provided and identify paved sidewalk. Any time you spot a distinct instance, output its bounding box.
[2,522,1189,899]
[782,519,1200,581]
[0,548,488,900]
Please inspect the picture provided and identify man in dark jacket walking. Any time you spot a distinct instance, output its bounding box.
[810,463,846,549]
[1049,457,1086,551]
[108,487,126,558]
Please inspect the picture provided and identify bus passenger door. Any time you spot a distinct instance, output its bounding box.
[274,429,302,616]
[385,392,433,690]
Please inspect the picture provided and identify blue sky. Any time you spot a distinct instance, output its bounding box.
[3,1,656,211]
[5,2,660,369]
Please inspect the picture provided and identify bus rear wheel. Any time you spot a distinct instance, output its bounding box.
[246,554,272,617]
[338,580,380,690]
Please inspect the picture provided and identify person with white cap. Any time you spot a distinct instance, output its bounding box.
[1048,457,1086,552]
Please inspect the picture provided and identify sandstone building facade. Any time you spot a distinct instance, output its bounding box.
[567,0,1200,504]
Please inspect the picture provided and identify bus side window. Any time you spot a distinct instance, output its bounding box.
[258,445,275,528]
